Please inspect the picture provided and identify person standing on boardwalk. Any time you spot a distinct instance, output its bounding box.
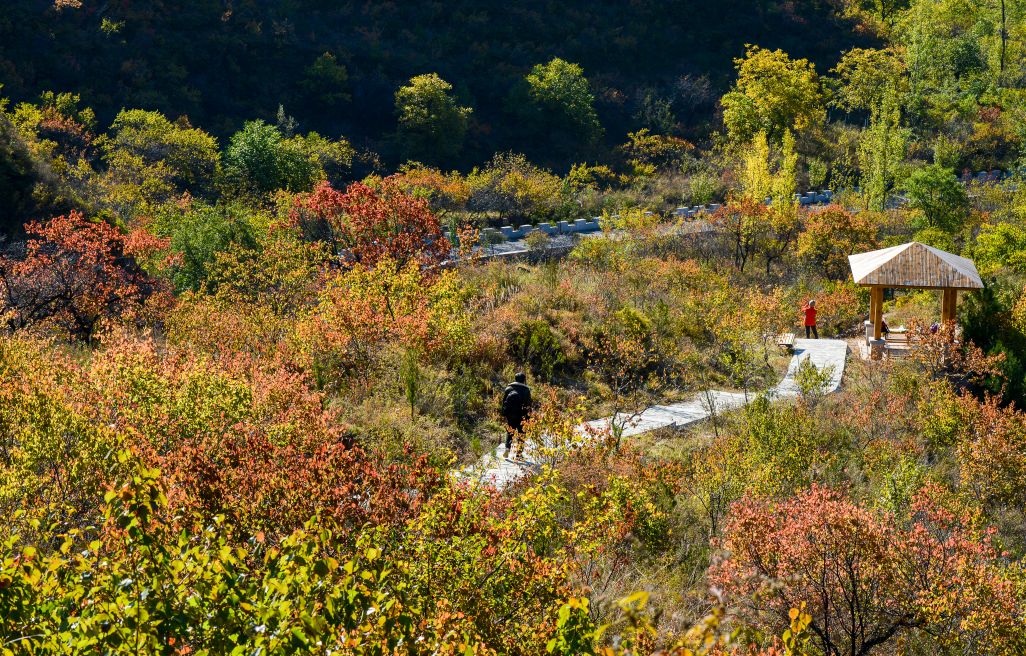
[801,299,818,339]
[501,372,532,459]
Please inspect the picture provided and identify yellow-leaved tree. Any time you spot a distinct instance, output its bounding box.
[721,45,826,144]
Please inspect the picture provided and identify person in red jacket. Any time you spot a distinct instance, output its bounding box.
[801,299,818,339]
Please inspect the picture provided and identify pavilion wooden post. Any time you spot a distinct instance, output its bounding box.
[870,286,884,340]
[941,288,958,323]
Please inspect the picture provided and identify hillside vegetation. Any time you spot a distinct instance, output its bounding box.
[0,0,872,167]
[2,0,1026,654]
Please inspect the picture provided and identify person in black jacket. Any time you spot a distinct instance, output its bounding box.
[501,372,532,459]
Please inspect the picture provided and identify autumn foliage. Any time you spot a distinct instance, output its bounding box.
[78,333,442,540]
[796,204,878,280]
[291,179,451,269]
[713,484,1026,656]
[955,392,1026,511]
[0,211,167,340]
[5,34,1026,651]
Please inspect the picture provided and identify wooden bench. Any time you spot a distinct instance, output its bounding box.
[776,332,795,353]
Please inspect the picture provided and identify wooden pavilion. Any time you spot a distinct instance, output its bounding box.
[848,242,984,351]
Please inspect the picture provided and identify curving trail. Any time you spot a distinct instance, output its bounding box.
[463,338,848,489]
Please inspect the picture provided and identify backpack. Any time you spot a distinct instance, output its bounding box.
[502,387,524,420]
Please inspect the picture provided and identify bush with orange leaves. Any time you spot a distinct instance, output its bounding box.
[907,320,1007,393]
[0,327,446,544]
[164,231,329,361]
[790,279,864,337]
[0,331,126,538]
[796,204,878,281]
[954,392,1026,511]
[388,162,472,218]
[299,256,472,382]
[712,484,1026,656]
[87,332,445,541]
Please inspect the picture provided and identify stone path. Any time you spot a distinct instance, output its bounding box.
[461,338,848,489]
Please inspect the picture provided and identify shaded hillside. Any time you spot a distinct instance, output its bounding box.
[0,0,873,168]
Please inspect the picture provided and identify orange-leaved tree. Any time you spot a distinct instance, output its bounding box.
[796,204,878,280]
[0,211,167,341]
[712,484,1026,656]
[291,178,450,269]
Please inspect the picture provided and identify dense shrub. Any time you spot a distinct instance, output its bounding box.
[509,319,568,380]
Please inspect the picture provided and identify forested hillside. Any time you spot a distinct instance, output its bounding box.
[0,0,871,166]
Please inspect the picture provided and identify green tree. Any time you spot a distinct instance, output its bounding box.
[399,348,422,420]
[859,89,908,211]
[836,0,911,27]
[894,0,996,124]
[90,110,213,220]
[830,47,908,113]
[972,222,1026,275]
[905,164,969,232]
[153,202,262,292]
[222,121,317,194]
[100,109,219,194]
[794,356,835,404]
[301,52,351,107]
[720,45,826,143]
[293,131,355,187]
[394,73,472,164]
[523,58,603,145]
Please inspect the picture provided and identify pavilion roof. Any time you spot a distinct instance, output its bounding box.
[848,242,984,289]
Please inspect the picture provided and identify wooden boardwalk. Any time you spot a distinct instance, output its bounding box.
[461,338,848,489]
